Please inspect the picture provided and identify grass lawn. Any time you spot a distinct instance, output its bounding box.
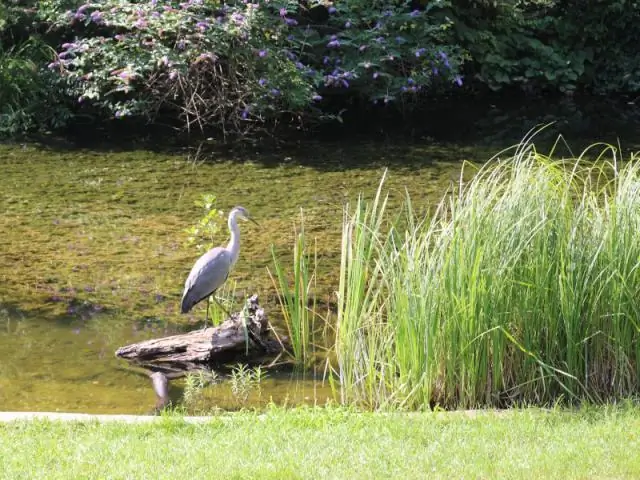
[0,405,638,479]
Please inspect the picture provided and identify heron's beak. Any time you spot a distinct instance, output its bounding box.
[248,217,259,226]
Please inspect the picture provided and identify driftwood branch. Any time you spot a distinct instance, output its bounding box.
[115,295,284,373]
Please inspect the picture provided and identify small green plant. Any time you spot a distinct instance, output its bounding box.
[183,370,217,407]
[230,364,268,406]
[185,194,224,252]
[269,209,320,368]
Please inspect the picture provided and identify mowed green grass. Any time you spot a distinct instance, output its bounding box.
[1,406,638,479]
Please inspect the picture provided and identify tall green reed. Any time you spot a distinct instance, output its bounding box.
[335,138,640,409]
[269,210,320,368]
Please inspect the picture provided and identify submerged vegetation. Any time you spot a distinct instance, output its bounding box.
[277,136,640,409]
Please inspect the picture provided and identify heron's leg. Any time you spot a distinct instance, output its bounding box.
[202,296,211,330]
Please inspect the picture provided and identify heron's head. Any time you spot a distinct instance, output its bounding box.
[230,206,258,225]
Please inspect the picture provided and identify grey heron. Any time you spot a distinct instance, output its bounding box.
[180,205,258,328]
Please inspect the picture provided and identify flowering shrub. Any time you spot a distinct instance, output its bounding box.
[48,0,464,136]
[294,0,464,106]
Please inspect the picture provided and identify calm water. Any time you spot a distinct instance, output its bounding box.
[2,98,639,413]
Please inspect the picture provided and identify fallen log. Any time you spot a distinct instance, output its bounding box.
[115,295,285,373]
[115,294,287,414]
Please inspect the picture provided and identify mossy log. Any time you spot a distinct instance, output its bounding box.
[115,295,285,373]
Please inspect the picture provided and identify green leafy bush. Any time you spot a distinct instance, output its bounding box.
[0,37,71,135]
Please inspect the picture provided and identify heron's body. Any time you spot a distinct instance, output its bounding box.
[180,246,232,314]
[180,206,256,325]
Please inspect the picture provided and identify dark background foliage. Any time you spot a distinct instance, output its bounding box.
[1,0,639,140]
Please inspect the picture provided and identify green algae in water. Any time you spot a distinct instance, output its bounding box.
[0,141,488,413]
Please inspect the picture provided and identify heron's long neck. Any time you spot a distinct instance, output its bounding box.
[227,214,241,267]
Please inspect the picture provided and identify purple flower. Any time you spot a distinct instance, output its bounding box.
[241,108,250,119]
[415,48,426,57]
[312,94,323,101]
[295,61,304,69]
[373,72,379,79]
[455,75,463,86]
[89,10,103,23]
[196,21,209,30]
[327,35,340,48]
[258,50,267,57]
[439,51,450,68]
[280,7,287,17]
[359,45,367,52]
[375,37,385,43]
[383,10,393,16]
[258,78,267,86]
[323,56,330,65]
[195,52,217,63]
[407,78,415,85]
[410,10,421,17]
[345,20,352,28]
[395,36,406,44]
[287,34,296,41]
[271,88,281,96]
[285,17,298,26]
[328,6,336,14]
[169,70,178,80]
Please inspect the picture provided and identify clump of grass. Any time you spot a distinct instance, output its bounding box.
[183,370,218,407]
[230,364,267,406]
[334,137,640,410]
[269,210,320,368]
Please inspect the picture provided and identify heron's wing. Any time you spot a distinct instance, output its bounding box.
[180,247,232,313]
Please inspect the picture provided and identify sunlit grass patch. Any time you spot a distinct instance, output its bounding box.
[1,405,639,479]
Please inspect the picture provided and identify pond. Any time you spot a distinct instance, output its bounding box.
[1,97,639,413]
